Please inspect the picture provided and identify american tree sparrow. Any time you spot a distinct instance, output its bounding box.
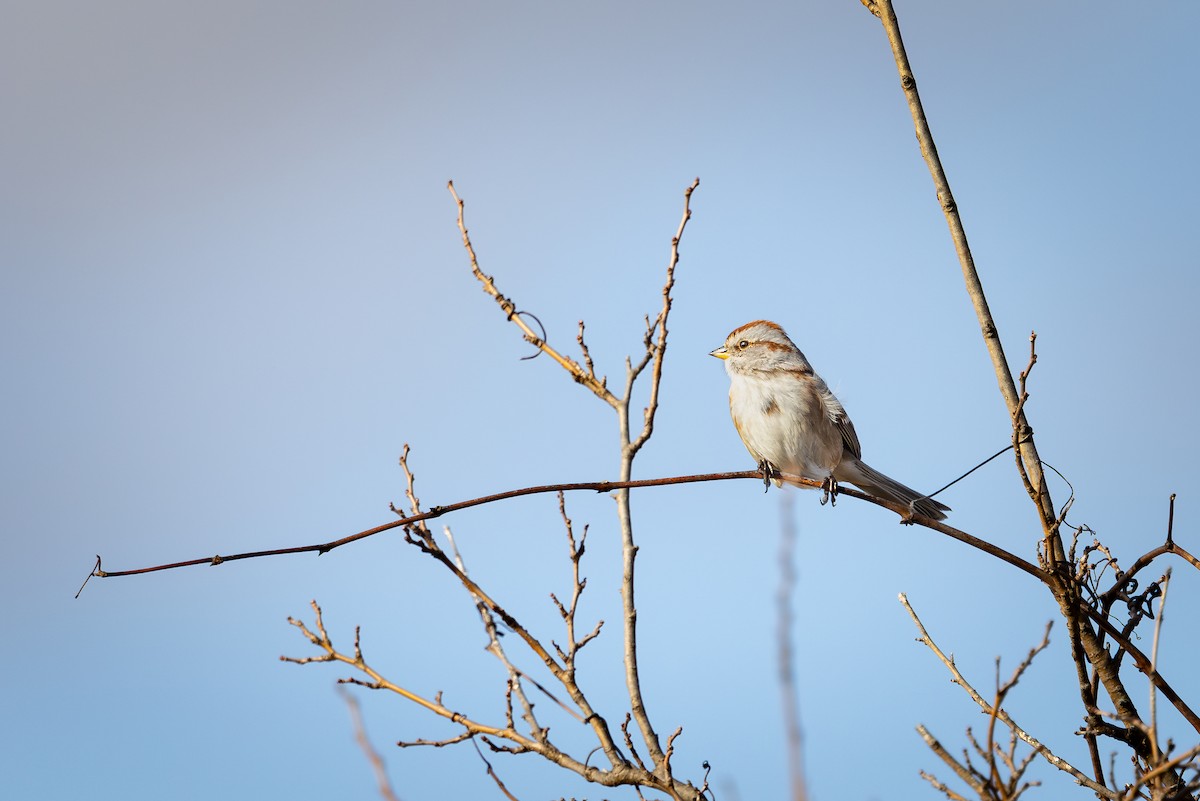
[711,320,950,520]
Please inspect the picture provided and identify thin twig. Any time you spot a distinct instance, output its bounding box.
[1147,569,1172,785]
[1120,742,1200,801]
[917,725,984,799]
[471,737,521,801]
[87,466,1046,581]
[628,176,698,458]
[777,494,808,801]
[900,593,1116,799]
[443,525,546,743]
[88,470,770,577]
[283,601,695,794]
[606,178,700,772]
[339,688,403,801]
[447,181,617,407]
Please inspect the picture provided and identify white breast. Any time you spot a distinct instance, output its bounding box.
[728,371,844,481]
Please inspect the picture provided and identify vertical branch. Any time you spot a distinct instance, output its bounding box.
[445,179,703,794]
[613,179,698,769]
[628,177,699,456]
[862,0,1055,532]
[1148,568,1172,785]
[339,688,403,801]
[778,494,809,801]
[855,3,1192,779]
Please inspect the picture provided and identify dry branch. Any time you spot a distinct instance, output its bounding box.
[900,593,1115,799]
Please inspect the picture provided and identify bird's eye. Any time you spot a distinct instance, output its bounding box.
[737,340,750,350]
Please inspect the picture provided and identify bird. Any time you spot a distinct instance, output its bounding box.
[710,319,949,520]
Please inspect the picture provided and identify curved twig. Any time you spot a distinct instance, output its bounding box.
[448,180,618,407]
[86,465,1046,582]
[89,471,764,578]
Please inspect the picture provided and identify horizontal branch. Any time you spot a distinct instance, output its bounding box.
[88,471,765,578]
[83,470,1046,584]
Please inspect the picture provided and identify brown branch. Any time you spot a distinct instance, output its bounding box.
[1106,541,1200,602]
[1120,743,1200,801]
[397,458,626,768]
[858,7,1200,781]
[901,593,1117,799]
[917,725,984,800]
[396,732,475,749]
[778,495,809,801]
[1080,605,1200,735]
[1147,569,1171,795]
[985,622,1052,800]
[283,601,520,740]
[442,525,548,745]
[339,688,403,801]
[447,180,617,407]
[88,463,1054,590]
[611,180,699,773]
[864,0,1055,532]
[283,600,703,796]
[100,455,1200,726]
[919,767,972,801]
[550,493,604,669]
[471,737,522,801]
[88,470,765,578]
[576,321,604,389]
[621,714,648,773]
[628,176,698,457]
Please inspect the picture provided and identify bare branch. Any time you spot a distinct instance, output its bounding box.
[447,181,618,407]
[864,0,1056,530]
[919,768,972,801]
[1147,569,1172,786]
[283,601,710,795]
[1119,743,1200,801]
[608,179,700,772]
[284,601,523,742]
[339,689,402,801]
[576,320,604,389]
[778,495,809,801]
[917,725,985,799]
[471,737,522,801]
[628,176,699,456]
[443,525,546,743]
[395,732,476,749]
[900,594,1116,799]
[89,470,768,578]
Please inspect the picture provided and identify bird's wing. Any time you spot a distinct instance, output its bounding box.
[816,382,861,460]
[836,412,861,461]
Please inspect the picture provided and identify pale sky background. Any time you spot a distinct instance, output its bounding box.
[4,2,1199,799]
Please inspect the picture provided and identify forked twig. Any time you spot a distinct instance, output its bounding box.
[900,593,1115,799]
[447,181,616,407]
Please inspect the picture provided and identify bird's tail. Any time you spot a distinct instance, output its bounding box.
[834,458,950,521]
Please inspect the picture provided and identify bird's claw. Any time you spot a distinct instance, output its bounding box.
[820,476,839,507]
[758,460,779,492]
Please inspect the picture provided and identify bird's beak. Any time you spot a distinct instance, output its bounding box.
[710,345,729,360]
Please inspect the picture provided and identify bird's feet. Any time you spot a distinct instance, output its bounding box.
[820,475,839,507]
[758,459,780,492]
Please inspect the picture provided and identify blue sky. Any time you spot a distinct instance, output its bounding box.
[4,2,1199,799]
